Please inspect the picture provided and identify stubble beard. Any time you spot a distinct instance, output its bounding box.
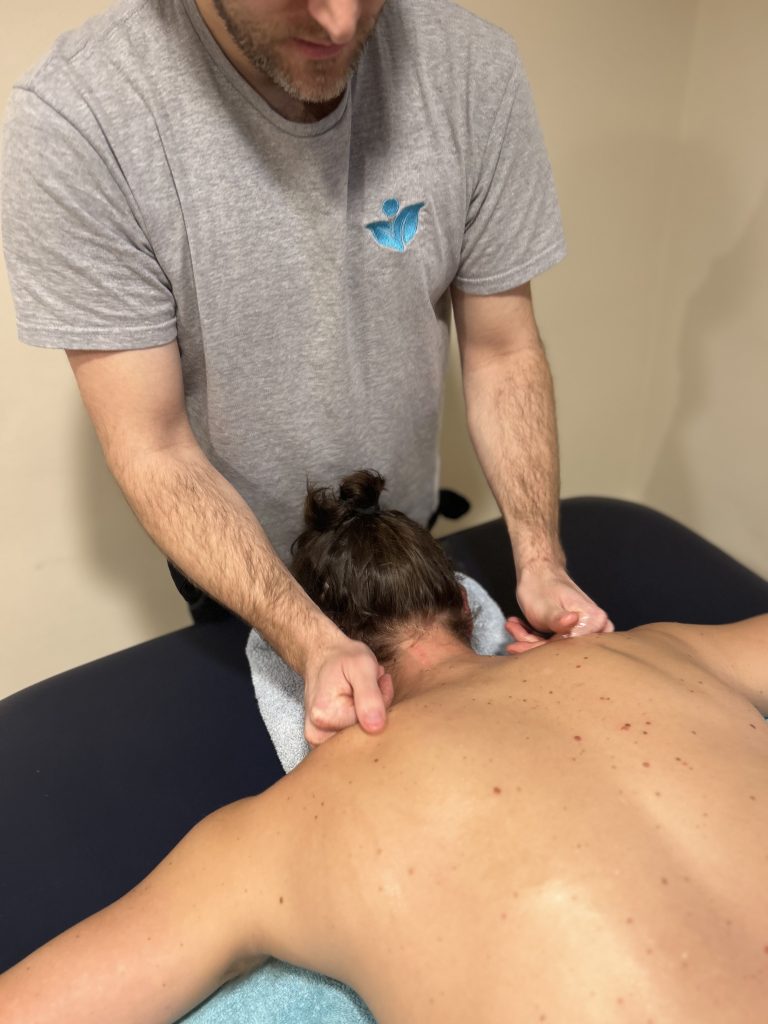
[211,0,381,104]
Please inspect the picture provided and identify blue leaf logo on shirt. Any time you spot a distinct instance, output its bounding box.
[366,198,426,252]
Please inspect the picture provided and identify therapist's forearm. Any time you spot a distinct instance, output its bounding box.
[462,343,565,574]
[110,441,341,675]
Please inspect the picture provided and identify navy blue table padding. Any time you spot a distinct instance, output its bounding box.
[441,497,768,630]
[1,498,766,972]
[0,618,281,972]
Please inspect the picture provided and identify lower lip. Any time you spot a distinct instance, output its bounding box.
[290,39,346,60]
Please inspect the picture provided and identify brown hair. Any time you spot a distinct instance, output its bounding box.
[290,470,472,663]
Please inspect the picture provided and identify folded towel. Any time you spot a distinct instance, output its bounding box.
[177,958,375,1024]
[247,573,509,773]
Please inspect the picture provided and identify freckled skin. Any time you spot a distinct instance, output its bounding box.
[3,619,768,1024]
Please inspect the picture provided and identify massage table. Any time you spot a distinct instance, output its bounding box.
[2,496,767,975]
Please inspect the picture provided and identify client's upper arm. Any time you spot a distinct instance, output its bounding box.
[0,748,351,1024]
[0,794,281,1024]
[665,615,768,716]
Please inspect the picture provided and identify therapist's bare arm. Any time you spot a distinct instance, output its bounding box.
[67,345,389,742]
[451,283,612,638]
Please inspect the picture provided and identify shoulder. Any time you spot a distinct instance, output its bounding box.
[376,0,522,96]
[201,745,366,972]
[629,618,768,716]
[4,0,198,184]
[386,0,518,56]
[14,0,146,87]
[9,0,183,123]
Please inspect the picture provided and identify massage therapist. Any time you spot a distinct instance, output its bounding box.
[1,0,612,745]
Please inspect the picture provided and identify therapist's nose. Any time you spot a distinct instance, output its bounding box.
[306,0,362,44]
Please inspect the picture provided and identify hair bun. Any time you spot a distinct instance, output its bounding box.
[301,469,386,533]
[338,469,385,514]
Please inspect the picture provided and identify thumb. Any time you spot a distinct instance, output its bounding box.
[543,609,580,635]
[353,664,388,734]
[377,667,395,708]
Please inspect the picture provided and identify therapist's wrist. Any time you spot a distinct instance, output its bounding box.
[516,555,567,580]
[510,536,566,579]
[294,613,349,680]
[504,516,564,574]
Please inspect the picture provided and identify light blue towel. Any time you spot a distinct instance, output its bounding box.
[178,958,375,1024]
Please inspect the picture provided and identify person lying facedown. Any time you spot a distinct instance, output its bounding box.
[2,469,768,1024]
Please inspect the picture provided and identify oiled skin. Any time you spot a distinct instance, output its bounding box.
[254,624,768,1024]
[3,621,768,1024]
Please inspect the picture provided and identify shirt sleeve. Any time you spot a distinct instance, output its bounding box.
[1,85,177,349]
[454,56,567,295]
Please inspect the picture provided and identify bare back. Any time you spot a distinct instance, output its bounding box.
[7,623,767,1024]
[250,623,768,1024]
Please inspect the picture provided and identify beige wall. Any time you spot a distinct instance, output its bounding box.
[2,1,766,698]
[638,0,768,576]
[440,0,703,516]
[441,0,768,577]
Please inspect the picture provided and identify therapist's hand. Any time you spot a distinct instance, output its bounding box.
[510,566,614,653]
[505,615,557,653]
[302,637,394,747]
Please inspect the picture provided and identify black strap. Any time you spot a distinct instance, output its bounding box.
[428,488,471,531]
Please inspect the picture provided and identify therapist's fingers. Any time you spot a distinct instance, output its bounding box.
[506,639,549,654]
[505,616,541,643]
[305,691,357,746]
[305,719,340,749]
[306,664,392,747]
[505,617,550,654]
[565,609,613,637]
[304,637,388,744]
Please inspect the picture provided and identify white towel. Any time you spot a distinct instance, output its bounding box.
[247,573,509,773]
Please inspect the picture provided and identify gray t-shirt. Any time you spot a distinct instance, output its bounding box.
[1,0,566,560]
